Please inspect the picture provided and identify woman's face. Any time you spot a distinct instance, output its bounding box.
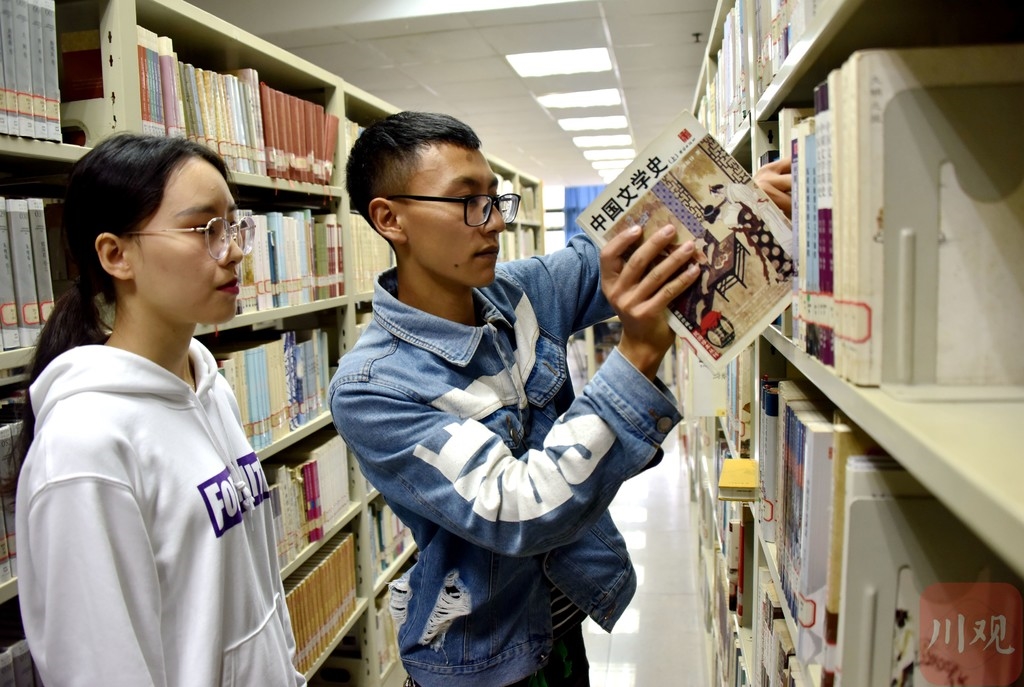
[123,157,242,333]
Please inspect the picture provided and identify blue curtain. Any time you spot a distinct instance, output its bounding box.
[563,185,604,240]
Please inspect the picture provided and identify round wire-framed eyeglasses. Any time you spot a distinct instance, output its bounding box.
[127,215,256,260]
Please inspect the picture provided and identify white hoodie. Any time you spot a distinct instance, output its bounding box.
[16,339,305,687]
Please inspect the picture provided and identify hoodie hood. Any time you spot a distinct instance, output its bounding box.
[30,339,221,433]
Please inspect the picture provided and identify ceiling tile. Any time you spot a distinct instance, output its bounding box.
[477,18,610,54]
[341,14,474,39]
[373,30,499,65]
[399,56,516,85]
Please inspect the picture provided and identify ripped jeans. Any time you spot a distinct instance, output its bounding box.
[402,621,590,687]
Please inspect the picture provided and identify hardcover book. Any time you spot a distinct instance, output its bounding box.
[577,109,794,372]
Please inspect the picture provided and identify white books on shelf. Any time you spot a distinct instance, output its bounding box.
[837,455,1024,687]
[791,409,833,666]
[833,44,1024,394]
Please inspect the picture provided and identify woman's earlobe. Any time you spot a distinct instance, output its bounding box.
[95,232,135,280]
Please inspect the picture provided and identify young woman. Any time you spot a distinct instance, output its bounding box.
[14,134,305,686]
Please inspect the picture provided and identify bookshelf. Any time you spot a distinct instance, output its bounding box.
[0,0,544,684]
[687,0,1024,685]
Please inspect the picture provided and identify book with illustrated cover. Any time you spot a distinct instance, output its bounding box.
[577,109,794,372]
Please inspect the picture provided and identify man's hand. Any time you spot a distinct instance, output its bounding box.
[754,157,793,219]
[599,224,700,380]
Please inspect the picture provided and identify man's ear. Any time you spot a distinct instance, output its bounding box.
[369,198,407,245]
[95,232,135,282]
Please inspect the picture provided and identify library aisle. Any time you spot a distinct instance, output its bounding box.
[582,428,709,687]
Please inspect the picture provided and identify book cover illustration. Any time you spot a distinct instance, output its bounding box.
[577,110,794,371]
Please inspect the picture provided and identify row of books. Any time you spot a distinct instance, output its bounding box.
[264,433,352,570]
[723,345,753,459]
[367,501,413,575]
[714,1,750,147]
[212,327,331,451]
[784,43,1024,392]
[373,588,399,677]
[283,531,358,676]
[752,0,819,102]
[755,377,1024,686]
[759,379,832,667]
[695,470,754,687]
[60,25,340,183]
[0,0,60,142]
[28,201,382,329]
[0,198,55,351]
[754,574,802,687]
[234,209,345,315]
[347,213,393,296]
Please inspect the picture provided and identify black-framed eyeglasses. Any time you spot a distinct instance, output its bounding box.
[386,193,521,227]
[127,216,256,260]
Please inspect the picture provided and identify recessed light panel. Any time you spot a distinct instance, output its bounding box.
[583,148,635,161]
[506,48,612,78]
[536,89,621,109]
[573,134,633,148]
[557,115,628,131]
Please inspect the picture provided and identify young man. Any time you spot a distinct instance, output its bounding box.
[329,111,700,687]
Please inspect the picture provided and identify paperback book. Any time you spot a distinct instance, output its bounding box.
[577,109,794,371]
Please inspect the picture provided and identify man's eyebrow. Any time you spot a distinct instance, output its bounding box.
[445,175,499,192]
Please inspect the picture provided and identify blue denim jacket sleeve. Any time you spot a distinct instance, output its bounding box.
[329,235,681,558]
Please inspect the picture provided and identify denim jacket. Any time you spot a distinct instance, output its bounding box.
[329,235,681,687]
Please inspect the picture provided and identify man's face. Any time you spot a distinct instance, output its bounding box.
[388,143,507,298]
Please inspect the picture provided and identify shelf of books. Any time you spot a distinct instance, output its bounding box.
[682,0,1024,685]
[1,0,550,683]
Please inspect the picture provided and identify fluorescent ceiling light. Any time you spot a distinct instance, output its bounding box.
[536,89,621,109]
[583,148,635,161]
[592,160,628,170]
[573,134,633,148]
[557,115,628,131]
[506,48,612,78]
[598,168,625,182]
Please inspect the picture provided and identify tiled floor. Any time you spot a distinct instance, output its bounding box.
[582,428,709,686]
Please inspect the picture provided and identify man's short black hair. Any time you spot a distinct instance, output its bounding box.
[346,111,482,229]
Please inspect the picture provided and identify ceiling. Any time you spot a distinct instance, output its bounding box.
[188,0,717,189]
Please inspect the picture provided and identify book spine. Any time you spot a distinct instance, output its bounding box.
[813,81,834,369]
[26,0,46,139]
[0,0,16,135]
[26,197,53,324]
[39,0,58,140]
[156,35,180,138]
[0,200,21,350]
[12,0,34,137]
[4,198,39,345]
